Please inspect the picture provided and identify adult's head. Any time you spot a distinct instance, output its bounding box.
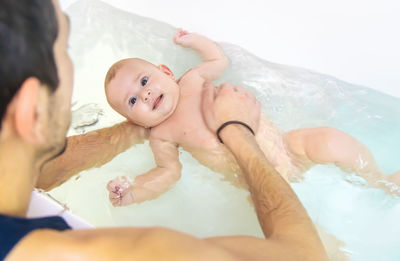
[0,0,73,170]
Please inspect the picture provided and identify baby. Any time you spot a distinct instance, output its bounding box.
[105,29,399,206]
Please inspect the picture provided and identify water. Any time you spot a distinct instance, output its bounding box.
[49,0,400,260]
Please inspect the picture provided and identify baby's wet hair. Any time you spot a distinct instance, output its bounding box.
[104,59,129,89]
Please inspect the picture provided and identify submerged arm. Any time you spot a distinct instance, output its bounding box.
[37,121,149,191]
[107,138,182,205]
[174,28,229,80]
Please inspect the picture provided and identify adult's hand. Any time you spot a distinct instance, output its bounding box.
[201,81,261,136]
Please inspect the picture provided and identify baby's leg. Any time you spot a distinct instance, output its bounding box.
[284,127,399,193]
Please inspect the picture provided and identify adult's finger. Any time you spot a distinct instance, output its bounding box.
[234,85,245,93]
[201,81,216,125]
[219,82,234,91]
[246,89,256,101]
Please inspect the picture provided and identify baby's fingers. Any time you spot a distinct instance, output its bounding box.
[109,190,121,199]
[108,188,122,206]
[110,196,122,207]
[106,180,118,191]
[173,28,183,43]
[176,28,188,37]
[173,28,191,44]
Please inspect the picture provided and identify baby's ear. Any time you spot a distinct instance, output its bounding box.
[158,64,175,80]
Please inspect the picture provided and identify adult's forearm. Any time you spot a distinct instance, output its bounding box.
[220,125,327,258]
[37,122,149,191]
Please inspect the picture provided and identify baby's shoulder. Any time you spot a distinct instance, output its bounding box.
[149,123,177,143]
[177,68,203,85]
[177,69,205,94]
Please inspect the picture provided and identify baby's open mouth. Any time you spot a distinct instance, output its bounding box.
[153,94,164,110]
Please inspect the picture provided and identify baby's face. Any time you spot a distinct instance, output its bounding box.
[106,59,180,127]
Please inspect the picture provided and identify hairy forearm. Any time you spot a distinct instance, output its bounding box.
[37,121,149,191]
[220,125,327,258]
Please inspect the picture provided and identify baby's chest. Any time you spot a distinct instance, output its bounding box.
[153,103,218,150]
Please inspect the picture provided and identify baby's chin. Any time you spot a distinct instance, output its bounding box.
[126,107,177,128]
[127,117,164,129]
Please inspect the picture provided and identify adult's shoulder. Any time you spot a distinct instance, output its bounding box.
[6,226,237,260]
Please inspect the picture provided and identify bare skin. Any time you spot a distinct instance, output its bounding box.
[36,121,149,191]
[1,0,329,259]
[105,30,400,206]
[4,26,328,257]
[0,2,327,259]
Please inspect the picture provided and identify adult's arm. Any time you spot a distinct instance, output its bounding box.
[36,121,149,191]
[7,82,327,261]
[201,82,328,260]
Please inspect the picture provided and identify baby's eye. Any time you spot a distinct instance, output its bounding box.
[129,96,137,106]
[141,76,148,86]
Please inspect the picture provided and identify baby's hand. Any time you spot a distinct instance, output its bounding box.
[107,176,135,206]
[173,28,195,47]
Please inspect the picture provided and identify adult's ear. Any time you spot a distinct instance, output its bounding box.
[14,77,47,144]
[157,64,175,80]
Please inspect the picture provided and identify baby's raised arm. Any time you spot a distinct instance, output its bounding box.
[107,139,182,206]
[174,28,228,80]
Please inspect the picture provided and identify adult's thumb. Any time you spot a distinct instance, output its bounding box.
[201,81,216,128]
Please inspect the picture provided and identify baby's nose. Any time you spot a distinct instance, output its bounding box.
[141,89,152,102]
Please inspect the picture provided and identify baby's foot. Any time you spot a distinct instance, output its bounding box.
[107,176,135,206]
[387,171,400,185]
[71,103,103,132]
[374,171,400,197]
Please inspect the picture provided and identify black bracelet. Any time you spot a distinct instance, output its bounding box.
[216,121,255,144]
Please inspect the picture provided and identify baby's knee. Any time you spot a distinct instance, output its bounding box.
[286,127,354,163]
[318,128,360,149]
[284,127,340,155]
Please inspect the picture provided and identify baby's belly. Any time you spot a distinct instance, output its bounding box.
[184,143,245,188]
[182,117,304,185]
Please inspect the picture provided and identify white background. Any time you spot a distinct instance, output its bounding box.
[60,0,400,98]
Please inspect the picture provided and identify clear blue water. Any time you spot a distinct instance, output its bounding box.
[51,1,400,260]
[220,40,400,260]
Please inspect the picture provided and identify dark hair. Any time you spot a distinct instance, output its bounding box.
[0,0,59,128]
